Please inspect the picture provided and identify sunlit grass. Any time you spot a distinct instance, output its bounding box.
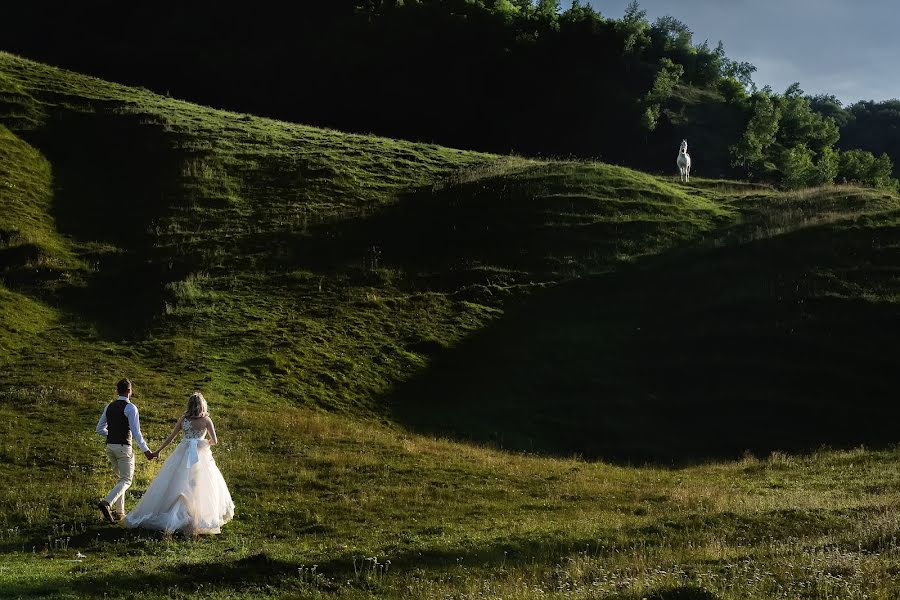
[2,391,900,598]
[1,52,900,598]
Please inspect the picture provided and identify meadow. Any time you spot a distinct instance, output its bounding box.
[1,52,899,598]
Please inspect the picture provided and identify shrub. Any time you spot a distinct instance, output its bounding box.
[781,144,815,189]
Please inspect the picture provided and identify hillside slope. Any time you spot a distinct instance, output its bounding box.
[0,52,733,420]
[2,50,898,457]
[1,53,899,599]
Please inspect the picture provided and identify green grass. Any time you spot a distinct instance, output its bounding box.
[1,51,900,598]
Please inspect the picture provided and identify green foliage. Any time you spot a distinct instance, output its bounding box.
[716,76,747,104]
[535,0,561,18]
[775,83,840,155]
[807,93,851,128]
[623,0,646,21]
[688,40,724,86]
[782,144,841,190]
[838,149,898,189]
[618,0,651,55]
[491,0,522,16]
[648,58,684,101]
[640,104,661,132]
[809,98,900,181]
[730,91,780,176]
[812,145,839,186]
[728,84,888,190]
[717,41,757,92]
[641,57,683,131]
[840,149,878,183]
[840,100,900,177]
[872,153,896,189]
[780,143,815,190]
[650,15,692,53]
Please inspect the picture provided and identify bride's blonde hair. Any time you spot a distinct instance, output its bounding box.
[184,391,209,418]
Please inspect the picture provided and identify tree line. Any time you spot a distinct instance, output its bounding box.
[729,83,896,190]
[2,0,898,189]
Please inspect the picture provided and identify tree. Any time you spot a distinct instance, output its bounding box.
[782,144,815,189]
[718,43,757,93]
[559,0,601,26]
[619,0,649,54]
[641,57,683,131]
[623,0,645,22]
[840,100,900,177]
[536,0,561,18]
[650,15,692,52]
[492,0,523,17]
[690,40,724,87]
[837,149,897,189]
[870,153,895,189]
[717,77,747,105]
[731,91,780,176]
[839,149,876,183]
[807,94,851,129]
[812,146,839,186]
[775,84,839,155]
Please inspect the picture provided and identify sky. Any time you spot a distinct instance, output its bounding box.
[586,0,900,105]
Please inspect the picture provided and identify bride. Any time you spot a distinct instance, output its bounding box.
[124,392,235,534]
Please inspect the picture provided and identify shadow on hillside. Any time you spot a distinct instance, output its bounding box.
[24,527,718,597]
[24,105,188,339]
[8,502,855,597]
[384,217,900,464]
[264,164,706,290]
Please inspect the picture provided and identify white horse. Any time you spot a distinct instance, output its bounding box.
[677,139,691,182]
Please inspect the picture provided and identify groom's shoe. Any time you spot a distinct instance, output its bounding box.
[97,500,115,523]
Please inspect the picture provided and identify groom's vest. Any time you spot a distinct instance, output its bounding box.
[106,399,132,445]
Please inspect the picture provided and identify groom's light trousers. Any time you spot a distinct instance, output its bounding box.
[104,444,134,516]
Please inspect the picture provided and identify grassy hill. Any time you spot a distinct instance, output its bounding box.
[1,52,900,599]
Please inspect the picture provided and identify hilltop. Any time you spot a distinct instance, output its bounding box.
[0,51,734,426]
[8,1,900,189]
[1,53,900,598]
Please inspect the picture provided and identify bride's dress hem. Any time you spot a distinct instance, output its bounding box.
[123,425,234,535]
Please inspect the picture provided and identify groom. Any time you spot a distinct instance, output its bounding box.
[95,378,156,523]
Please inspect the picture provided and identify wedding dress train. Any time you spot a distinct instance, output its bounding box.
[124,419,234,534]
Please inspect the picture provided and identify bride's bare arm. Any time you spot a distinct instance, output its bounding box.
[156,416,184,454]
[206,417,218,445]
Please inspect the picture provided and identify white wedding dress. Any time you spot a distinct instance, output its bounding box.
[124,419,234,534]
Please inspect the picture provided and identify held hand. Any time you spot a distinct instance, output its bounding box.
[144,450,156,460]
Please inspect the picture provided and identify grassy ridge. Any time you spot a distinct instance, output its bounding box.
[1,52,900,598]
[0,51,731,418]
[0,124,62,355]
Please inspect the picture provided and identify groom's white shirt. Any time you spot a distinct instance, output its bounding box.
[96,396,151,453]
